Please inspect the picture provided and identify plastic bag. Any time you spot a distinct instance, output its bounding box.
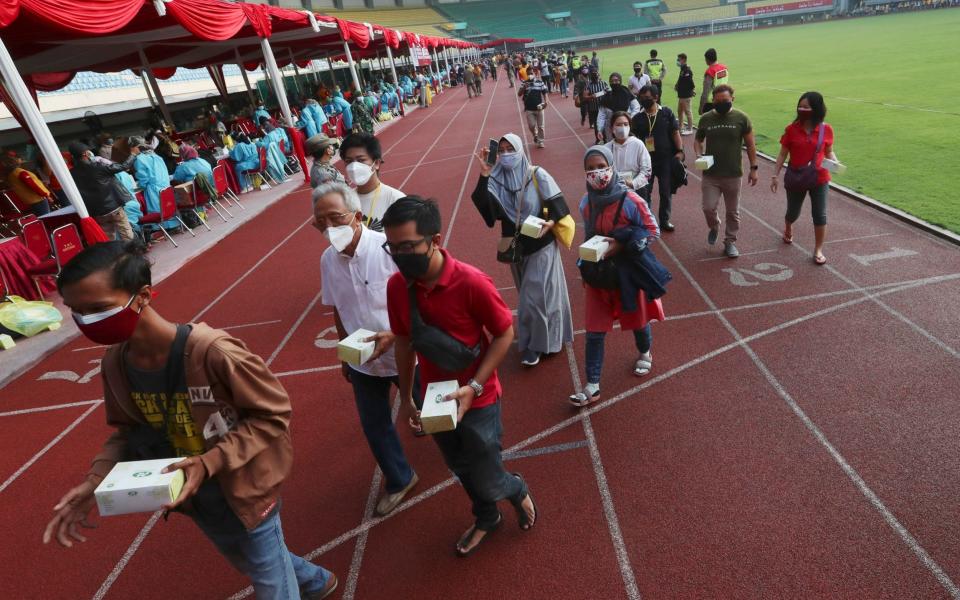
[0,296,63,337]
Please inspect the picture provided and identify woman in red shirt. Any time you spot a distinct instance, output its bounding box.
[771,92,838,265]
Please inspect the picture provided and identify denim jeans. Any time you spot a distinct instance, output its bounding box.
[191,496,331,599]
[584,324,652,384]
[350,369,417,494]
[432,401,526,530]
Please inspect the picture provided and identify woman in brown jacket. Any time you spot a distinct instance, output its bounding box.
[42,241,338,600]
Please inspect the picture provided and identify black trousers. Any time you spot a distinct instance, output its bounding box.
[644,156,673,225]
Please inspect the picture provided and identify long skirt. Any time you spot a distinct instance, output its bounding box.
[510,242,574,355]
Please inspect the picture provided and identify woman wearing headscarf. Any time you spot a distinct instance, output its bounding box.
[569,145,664,407]
[229,133,260,192]
[298,102,319,139]
[471,133,576,367]
[172,144,214,185]
[330,90,353,131]
[598,72,641,144]
[256,126,287,184]
[303,99,328,134]
[131,136,177,229]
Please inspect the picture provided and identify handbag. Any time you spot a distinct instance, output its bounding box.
[408,285,480,373]
[578,197,626,290]
[783,124,825,192]
[123,324,190,461]
[496,167,541,264]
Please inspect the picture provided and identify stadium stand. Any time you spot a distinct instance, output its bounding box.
[38,67,264,97]
[660,4,739,25]
[318,7,455,38]
[662,0,722,11]
[743,0,794,10]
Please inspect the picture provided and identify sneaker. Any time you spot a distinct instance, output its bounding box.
[681,128,694,136]
[520,349,541,367]
[536,141,545,149]
[301,573,338,600]
[707,228,719,246]
[662,221,675,232]
[724,242,740,258]
[375,472,419,516]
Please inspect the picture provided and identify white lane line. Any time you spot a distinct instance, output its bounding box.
[497,285,516,291]
[565,343,642,600]
[265,291,322,367]
[91,511,164,600]
[221,319,283,331]
[823,232,894,245]
[273,364,340,378]
[739,206,959,359]
[503,440,588,460]
[0,399,101,417]
[379,152,475,175]
[698,248,777,262]
[658,238,960,599]
[396,97,474,191]
[441,74,502,246]
[0,401,102,493]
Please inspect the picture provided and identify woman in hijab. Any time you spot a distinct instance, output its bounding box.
[229,133,260,192]
[598,72,641,144]
[569,145,664,407]
[471,133,576,367]
[172,144,213,185]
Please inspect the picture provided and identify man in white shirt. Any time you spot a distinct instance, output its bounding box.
[340,132,405,232]
[315,181,419,516]
[628,61,651,97]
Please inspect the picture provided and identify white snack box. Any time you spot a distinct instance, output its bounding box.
[579,236,613,263]
[337,328,376,365]
[420,380,460,434]
[521,216,547,239]
[694,155,714,171]
[822,158,846,174]
[95,459,185,517]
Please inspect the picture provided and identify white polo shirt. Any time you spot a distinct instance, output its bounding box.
[320,226,399,377]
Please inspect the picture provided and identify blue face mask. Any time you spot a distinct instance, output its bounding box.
[498,151,521,168]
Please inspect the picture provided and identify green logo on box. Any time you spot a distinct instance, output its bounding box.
[132,471,152,478]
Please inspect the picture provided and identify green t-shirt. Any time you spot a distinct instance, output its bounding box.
[695,108,752,178]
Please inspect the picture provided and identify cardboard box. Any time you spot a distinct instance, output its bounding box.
[337,329,376,366]
[95,459,184,517]
[822,158,846,174]
[579,236,613,263]
[420,380,459,434]
[520,216,547,239]
[694,155,714,171]
[173,182,194,208]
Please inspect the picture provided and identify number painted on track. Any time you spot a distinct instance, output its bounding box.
[722,263,794,287]
[314,326,339,349]
[849,247,918,266]
[37,359,102,384]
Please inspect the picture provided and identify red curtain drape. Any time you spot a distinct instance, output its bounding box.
[165,0,248,41]
[239,2,272,38]
[19,0,144,35]
[337,18,371,49]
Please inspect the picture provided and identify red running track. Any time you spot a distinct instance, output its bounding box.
[2,75,959,600]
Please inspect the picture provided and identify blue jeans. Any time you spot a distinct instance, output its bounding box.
[584,324,652,385]
[350,369,417,494]
[191,493,331,599]
[432,401,526,530]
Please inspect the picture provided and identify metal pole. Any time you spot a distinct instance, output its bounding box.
[140,71,157,108]
[443,48,452,86]
[235,48,257,105]
[0,38,88,217]
[260,37,293,126]
[385,44,400,86]
[342,41,362,94]
[326,57,337,88]
[289,49,302,99]
[138,48,173,128]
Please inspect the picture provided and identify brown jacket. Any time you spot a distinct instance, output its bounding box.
[88,323,293,530]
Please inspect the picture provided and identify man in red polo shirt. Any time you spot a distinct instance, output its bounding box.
[382,195,538,557]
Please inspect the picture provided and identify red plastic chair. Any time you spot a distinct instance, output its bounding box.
[193,174,232,223]
[25,223,83,300]
[17,213,37,230]
[240,147,279,188]
[21,219,52,261]
[140,187,192,247]
[213,164,244,210]
[0,192,22,237]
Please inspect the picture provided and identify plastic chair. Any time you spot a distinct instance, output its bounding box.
[193,173,232,223]
[0,192,21,237]
[140,187,193,248]
[21,219,52,261]
[213,164,244,210]
[25,223,83,300]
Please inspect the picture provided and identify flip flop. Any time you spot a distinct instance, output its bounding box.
[455,513,502,557]
[782,232,793,244]
[510,474,538,531]
[814,254,827,265]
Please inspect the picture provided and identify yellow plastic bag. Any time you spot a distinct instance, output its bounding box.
[0,296,63,337]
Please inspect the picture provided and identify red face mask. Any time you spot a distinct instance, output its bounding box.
[72,295,142,345]
[797,107,813,120]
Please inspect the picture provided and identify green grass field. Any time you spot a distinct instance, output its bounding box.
[594,9,960,233]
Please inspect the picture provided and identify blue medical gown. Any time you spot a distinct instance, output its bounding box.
[230,142,259,189]
[134,152,177,229]
[172,158,213,185]
[257,138,286,182]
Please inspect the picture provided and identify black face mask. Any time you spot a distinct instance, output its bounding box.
[715,101,733,115]
[392,246,433,280]
[634,68,642,74]
[611,82,622,90]
[641,98,655,109]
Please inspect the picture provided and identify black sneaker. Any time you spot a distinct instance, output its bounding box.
[707,228,719,245]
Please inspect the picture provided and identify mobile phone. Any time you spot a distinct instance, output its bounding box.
[486,139,499,165]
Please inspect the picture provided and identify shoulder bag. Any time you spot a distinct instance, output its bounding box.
[496,167,541,264]
[783,124,825,193]
[408,285,480,373]
[578,196,625,290]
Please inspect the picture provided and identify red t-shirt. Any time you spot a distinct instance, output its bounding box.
[387,249,513,410]
[705,62,728,81]
[780,122,834,185]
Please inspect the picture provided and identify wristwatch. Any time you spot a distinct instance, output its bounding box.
[467,378,484,398]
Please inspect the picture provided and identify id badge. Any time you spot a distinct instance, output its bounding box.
[645,137,655,152]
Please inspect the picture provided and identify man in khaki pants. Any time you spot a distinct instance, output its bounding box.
[519,68,549,149]
[693,85,758,258]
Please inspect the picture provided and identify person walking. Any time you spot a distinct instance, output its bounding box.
[383,196,538,557]
[628,61,651,97]
[698,48,729,115]
[472,133,575,367]
[45,241,338,600]
[463,64,477,99]
[694,85,759,258]
[771,92,837,265]
[557,63,569,98]
[598,72,640,144]
[340,133,405,233]
[473,64,483,96]
[519,69,549,148]
[314,182,421,515]
[644,49,666,92]
[569,146,664,407]
[606,111,652,196]
[630,85,683,231]
[584,66,609,144]
[574,67,590,127]
[505,58,515,88]
[674,53,696,135]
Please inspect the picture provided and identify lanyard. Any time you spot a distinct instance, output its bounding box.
[646,109,658,137]
[365,184,382,228]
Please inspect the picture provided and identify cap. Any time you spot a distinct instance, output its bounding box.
[304,134,336,155]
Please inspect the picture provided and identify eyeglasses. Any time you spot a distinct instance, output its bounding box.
[312,211,354,229]
[381,237,429,256]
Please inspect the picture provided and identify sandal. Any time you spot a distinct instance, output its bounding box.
[633,352,653,376]
[455,513,502,557]
[814,254,827,265]
[510,474,538,531]
[569,383,600,407]
[782,232,793,244]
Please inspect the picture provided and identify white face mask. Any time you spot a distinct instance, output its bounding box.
[346,162,375,186]
[614,126,630,141]
[498,151,521,169]
[323,216,356,252]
